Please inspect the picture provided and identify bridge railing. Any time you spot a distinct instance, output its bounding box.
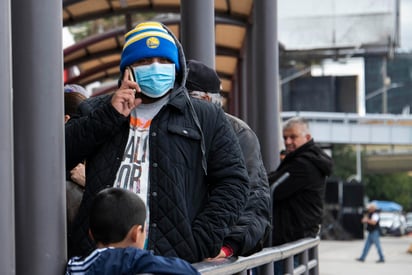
[192,237,320,275]
[281,111,412,145]
[281,111,412,125]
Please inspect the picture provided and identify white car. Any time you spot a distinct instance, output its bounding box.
[379,211,407,236]
[405,212,412,234]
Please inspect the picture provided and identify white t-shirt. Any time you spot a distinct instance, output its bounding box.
[371,212,380,222]
[113,95,169,247]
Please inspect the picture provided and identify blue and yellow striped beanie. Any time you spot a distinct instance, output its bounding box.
[120,21,180,72]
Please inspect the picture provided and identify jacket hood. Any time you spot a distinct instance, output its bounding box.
[118,22,188,94]
[290,139,333,176]
[160,22,188,92]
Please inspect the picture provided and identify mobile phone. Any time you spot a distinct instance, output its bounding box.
[126,66,136,82]
[126,66,141,99]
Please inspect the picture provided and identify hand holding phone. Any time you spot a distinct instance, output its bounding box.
[111,67,141,116]
[126,66,141,99]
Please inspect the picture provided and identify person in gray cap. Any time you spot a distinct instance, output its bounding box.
[186,59,271,258]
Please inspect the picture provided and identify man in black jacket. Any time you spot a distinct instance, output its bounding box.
[65,21,249,263]
[268,117,332,274]
[268,117,332,245]
[186,60,271,258]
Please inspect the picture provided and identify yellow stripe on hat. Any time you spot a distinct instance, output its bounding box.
[123,31,176,49]
[124,21,170,41]
[126,21,165,36]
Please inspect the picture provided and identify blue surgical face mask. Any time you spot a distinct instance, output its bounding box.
[132,62,176,98]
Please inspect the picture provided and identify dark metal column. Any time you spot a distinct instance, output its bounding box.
[0,0,15,273]
[12,0,67,274]
[253,0,280,172]
[239,47,248,120]
[246,22,257,128]
[180,0,215,68]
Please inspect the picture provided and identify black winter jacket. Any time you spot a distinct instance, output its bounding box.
[66,89,249,263]
[268,139,332,245]
[65,26,249,263]
[223,114,271,256]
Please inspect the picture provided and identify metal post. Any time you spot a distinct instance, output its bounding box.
[246,22,256,128]
[253,0,280,171]
[0,0,15,273]
[285,256,294,274]
[381,57,388,114]
[12,0,67,274]
[311,245,319,275]
[302,250,309,275]
[180,0,215,68]
[239,37,249,120]
[356,144,362,181]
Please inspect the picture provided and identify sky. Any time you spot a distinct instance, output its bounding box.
[63,27,74,48]
[400,0,412,51]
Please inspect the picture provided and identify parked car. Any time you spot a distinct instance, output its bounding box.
[379,211,407,236]
[405,212,412,234]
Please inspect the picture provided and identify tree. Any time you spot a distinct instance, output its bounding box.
[331,144,412,211]
[363,173,412,211]
[331,144,356,180]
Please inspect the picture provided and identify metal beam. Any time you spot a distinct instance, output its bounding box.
[0,0,15,273]
[12,0,67,273]
[253,0,280,172]
[181,0,215,68]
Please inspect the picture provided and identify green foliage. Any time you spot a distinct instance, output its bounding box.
[363,173,412,212]
[331,144,412,211]
[330,144,356,180]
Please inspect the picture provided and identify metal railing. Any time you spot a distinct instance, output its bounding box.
[281,111,412,145]
[192,237,320,275]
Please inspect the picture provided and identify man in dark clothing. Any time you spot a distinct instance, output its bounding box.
[186,60,271,257]
[268,117,333,245]
[65,21,249,263]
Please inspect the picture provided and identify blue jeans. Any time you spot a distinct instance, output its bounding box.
[359,229,385,261]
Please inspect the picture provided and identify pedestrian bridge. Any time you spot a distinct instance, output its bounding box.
[281,111,412,173]
[281,111,412,145]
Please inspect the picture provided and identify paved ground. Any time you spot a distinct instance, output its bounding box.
[319,235,412,275]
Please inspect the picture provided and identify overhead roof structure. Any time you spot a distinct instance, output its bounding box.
[62,0,281,172]
[63,0,253,94]
[63,0,400,98]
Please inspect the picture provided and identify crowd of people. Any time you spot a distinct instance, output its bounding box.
[63,20,338,274]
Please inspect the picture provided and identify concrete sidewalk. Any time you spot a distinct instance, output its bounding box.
[318,235,412,275]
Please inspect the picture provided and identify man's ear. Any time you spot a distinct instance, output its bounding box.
[131,225,144,242]
[64,114,71,123]
[306,133,312,141]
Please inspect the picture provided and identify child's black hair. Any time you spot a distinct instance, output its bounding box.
[89,188,146,245]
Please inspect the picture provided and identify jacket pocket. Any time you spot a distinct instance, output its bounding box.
[166,124,202,169]
[168,124,201,140]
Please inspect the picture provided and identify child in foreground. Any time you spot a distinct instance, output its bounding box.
[65,188,200,275]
